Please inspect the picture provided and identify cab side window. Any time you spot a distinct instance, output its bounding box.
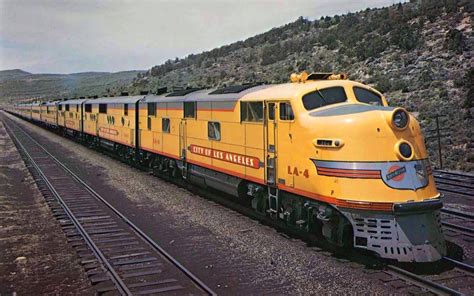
[99,104,107,114]
[268,103,275,120]
[280,102,294,120]
[353,87,383,106]
[148,103,156,117]
[208,122,221,141]
[241,102,263,122]
[162,118,170,133]
[184,102,196,118]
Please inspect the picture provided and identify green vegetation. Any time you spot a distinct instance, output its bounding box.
[462,68,473,110]
[133,0,469,91]
[1,0,472,171]
[445,29,465,54]
[126,0,473,172]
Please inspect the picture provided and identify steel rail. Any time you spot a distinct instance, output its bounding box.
[441,208,474,220]
[441,222,474,236]
[436,185,473,198]
[434,170,474,181]
[443,257,474,273]
[386,265,463,296]
[4,121,131,295]
[435,179,474,190]
[3,115,216,296]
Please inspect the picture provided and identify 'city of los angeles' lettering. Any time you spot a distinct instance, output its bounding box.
[189,144,260,169]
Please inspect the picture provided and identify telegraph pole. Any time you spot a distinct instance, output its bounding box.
[435,115,442,169]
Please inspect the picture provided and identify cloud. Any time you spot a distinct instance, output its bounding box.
[0,0,406,73]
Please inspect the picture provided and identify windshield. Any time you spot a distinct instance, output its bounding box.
[302,87,347,110]
[353,87,383,106]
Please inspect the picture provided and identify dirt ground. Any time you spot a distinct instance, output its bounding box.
[0,120,93,295]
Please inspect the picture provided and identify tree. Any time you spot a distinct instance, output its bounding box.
[445,29,465,54]
[391,25,420,51]
[260,43,287,66]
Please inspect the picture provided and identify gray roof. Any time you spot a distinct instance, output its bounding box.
[43,101,60,106]
[85,96,145,104]
[58,99,88,105]
[141,85,272,103]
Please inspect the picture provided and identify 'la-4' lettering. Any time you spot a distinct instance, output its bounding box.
[288,166,309,178]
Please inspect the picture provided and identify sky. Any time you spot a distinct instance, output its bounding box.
[0,0,406,74]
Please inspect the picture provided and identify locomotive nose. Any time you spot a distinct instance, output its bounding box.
[309,104,423,163]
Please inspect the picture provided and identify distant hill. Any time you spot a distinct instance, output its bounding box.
[125,0,473,172]
[0,70,144,101]
[1,0,472,171]
[0,69,32,80]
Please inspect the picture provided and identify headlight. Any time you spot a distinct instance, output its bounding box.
[395,141,414,160]
[399,142,412,159]
[392,108,409,130]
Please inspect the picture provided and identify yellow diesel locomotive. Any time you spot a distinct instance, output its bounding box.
[9,72,445,262]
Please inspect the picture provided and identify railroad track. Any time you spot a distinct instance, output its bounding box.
[434,170,474,197]
[383,256,474,296]
[2,115,215,295]
[4,112,474,295]
[440,208,474,241]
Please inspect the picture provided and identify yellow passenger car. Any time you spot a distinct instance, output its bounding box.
[17,103,31,119]
[85,96,142,148]
[58,99,87,133]
[138,87,265,184]
[31,102,41,122]
[40,101,58,127]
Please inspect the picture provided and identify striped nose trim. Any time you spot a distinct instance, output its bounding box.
[312,159,431,191]
[316,167,381,179]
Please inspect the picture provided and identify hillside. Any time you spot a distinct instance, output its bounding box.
[126,0,473,172]
[0,69,32,80]
[0,1,472,171]
[0,70,144,101]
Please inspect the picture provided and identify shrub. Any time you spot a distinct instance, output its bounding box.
[445,29,465,54]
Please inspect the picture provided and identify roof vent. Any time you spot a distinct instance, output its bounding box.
[156,87,167,95]
[209,84,260,95]
[166,88,201,97]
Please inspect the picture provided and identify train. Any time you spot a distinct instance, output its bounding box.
[6,72,446,262]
